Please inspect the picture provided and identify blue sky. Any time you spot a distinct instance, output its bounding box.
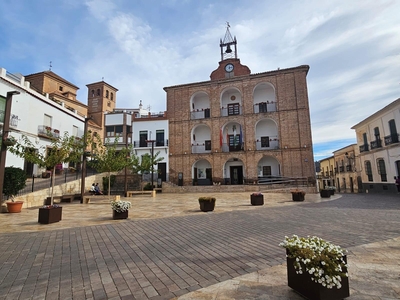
[1,0,399,161]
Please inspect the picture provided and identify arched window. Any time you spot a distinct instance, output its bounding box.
[91,90,95,97]
[376,158,387,182]
[106,90,109,98]
[111,92,114,101]
[97,89,100,96]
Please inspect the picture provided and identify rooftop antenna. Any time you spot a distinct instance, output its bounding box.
[102,77,104,81]
[49,61,52,71]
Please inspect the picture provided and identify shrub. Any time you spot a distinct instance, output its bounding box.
[3,166,27,201]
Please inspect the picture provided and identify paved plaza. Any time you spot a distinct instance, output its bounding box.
[0,192,399,299]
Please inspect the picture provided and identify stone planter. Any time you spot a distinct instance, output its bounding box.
[291,192,305,201]
[38,206,62,224]
[6,201,24,213]
[287,255,349,300]
[329,189,335,195]
[250,194,264,205]
[113,210,128,220]
[320,189,331,198]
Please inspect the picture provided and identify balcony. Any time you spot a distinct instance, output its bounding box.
[221,142,243,153]
[384,134,399,146]
[220,106,242,117]
[359,144,369,152]
[192,140,212,154]
[191,108,210,120]
[346,165,353,172]
[253,101,277,113]
[38,125,60,139]
[255,137,279,150]
[339,166,344,172]
[370,139,382,150]
[133,139,168,148]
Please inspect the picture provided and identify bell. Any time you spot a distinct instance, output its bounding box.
[225,45,232,53]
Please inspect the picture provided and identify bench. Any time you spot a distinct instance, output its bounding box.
[44,196,62,205]
[60,194,75,203]
[127,190,152,197]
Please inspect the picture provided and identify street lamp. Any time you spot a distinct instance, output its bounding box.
[145,139,155,190]
[124,125,132,197]
[0,91,20,205]
[80,116,92,203]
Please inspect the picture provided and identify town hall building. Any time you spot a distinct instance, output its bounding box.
[164,26,315,187]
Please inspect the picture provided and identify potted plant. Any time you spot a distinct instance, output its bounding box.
[250,192,264,205]
[111,200,131,219]
[2,166,27,213]
[280,235,349,300]
[325,186,336,195]
[198,196,216,212]
[291,189,305,201]
[320,189,331,198]
[2,136,17,147]
[38,204,62,224]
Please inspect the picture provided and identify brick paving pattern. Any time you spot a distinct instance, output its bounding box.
[0,193,399,299]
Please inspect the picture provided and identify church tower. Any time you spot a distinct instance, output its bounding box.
[86,81,118,134]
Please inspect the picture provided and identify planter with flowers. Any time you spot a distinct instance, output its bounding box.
[198,197,216,212]
[111,200,131,219]
[291,189,305,201]
[38,204,62,224]
[2,136,17,147]
[250,192,264,205]
[280,235,349,300]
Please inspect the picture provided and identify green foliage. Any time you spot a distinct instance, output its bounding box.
[8,132,85,205]
[143,182,153,190]
[102,175,116,193]
[131,151,164,175]
[3,167,27,201]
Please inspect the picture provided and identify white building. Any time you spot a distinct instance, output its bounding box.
[104,106,169,182]
[0,67,85,176]
[351,98,400,194]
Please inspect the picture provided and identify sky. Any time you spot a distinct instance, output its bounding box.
[1,0,399,162]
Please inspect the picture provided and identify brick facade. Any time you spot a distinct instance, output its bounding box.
[164,60,315,186]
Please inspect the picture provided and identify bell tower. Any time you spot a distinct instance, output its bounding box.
[220,22,237,61]
[211,23,250,80]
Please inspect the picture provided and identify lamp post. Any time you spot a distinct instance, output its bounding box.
[0,91,20,205]
[80,116,92,203]
[145,139,155,190]
[124,125,131,197]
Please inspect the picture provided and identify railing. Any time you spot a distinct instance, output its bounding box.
[346,165,352,172]
[191,141,212,154]
[220,106,242,117]
[133,139,169,148]
[255,138,279,150]
[359,144,369,152]
[221,142,243,153]
[384,134,399,145]
[370,139,382,150]
[38,125,60,139]
[253,101,277,113]
[191,108,210,120]
[339,166,344,172]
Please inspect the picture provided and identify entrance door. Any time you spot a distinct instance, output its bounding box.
[350,177,354,193]
[157,163,167,181]
[230,166,243,185]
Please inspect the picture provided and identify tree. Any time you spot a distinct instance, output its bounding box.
[3,166,27,201]
[131,151,164,188]
[8,132,85,205]
[88,135,136,199]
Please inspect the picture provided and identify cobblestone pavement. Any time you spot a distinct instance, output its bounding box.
[0,192,399,299]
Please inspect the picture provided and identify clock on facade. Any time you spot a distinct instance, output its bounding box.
[225,63,234,72]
